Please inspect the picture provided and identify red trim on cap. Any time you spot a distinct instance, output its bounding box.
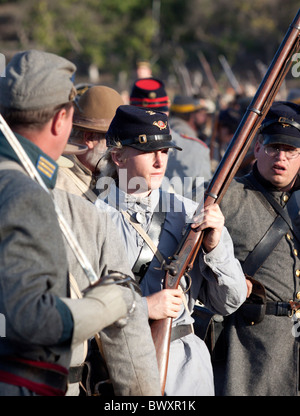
[131,96,169,103]
[130,97,170,109]
[135,79,162,90]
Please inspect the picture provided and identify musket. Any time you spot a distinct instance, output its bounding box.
[172,57,195,96]
[197,51,222,160]
[198,51,221,97]
[151,8,300,395]
[219,54,244,95]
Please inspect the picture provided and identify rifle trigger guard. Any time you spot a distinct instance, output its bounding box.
[183,272,192,293]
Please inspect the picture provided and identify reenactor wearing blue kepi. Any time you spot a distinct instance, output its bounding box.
[214,101,300,396]
[95,104,248,395]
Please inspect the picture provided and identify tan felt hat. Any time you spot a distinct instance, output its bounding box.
[73,85,124,133]
[63,141,88,155]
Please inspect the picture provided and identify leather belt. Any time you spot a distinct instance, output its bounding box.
[266,301,291,316]
[170,324,193,342]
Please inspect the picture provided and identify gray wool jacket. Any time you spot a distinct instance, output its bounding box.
[0,138,160,396]
[0,159,73,374]
[216,166,300,396]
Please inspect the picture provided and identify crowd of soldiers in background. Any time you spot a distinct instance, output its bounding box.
[76,58,300,183]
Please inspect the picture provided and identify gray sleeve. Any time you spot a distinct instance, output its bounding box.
[54,189,161,395]
[96,212,136,278]
[100,287,161,396]
[198,227,247,315]
[96,214,162,395]
[0,182,69,346]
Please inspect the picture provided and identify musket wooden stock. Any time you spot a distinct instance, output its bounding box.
[151,9,300,396]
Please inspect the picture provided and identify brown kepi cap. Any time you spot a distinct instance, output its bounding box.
[73,85,124,133]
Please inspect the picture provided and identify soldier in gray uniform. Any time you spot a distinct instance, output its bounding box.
[0,50,150,396]
[56,85,124,202]
[215,101,300,396]
[54,84,161,395]
[53,189,161,396]
[95,105,248,395]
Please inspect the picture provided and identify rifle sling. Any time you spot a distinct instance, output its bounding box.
[122,193,194,322]
[242,215,289,278]
[60,167,98,203]
[247,174,297,235]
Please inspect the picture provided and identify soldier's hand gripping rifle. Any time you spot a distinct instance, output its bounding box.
[151,8,300,395]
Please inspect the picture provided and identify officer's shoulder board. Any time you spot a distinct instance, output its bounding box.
[180,133,208,148]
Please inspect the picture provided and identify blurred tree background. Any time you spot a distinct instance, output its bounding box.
[0,0,299,99]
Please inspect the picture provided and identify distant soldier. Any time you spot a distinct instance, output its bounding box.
[210,107,242,173]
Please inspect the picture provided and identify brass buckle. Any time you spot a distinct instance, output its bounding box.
[278,117,292,128]
[288,299,300,318]
[138,134,147,143]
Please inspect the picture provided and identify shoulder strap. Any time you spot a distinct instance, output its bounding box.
[242,175,298,277]
[121,210,165,266]
[123,191,169,282]
[242,215,289,277]
[61,168,98,203]
[246,174,295,231]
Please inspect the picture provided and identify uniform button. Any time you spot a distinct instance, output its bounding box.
[294,249,298,256]
[286,233,292,240]
[296,270,300,277]
[283,195,289,202]
[135,212,145,224]
[296,292,300,300]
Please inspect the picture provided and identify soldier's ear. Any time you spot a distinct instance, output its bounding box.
[254,139,263,158]
[111,150,126,167]
[52,107,68,136]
